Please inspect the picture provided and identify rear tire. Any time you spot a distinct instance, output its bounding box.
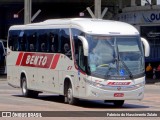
[21,77,38,98]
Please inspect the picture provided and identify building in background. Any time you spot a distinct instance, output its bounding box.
[117,0,160,68]
[0,0,160,67]
[0,0,94,39]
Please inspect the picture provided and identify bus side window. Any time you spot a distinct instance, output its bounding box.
[29,44,35,52]
[9,31,27,52]
[8,36,13,50]
[48,32,58,53]
[59,29,72,59]
[78,42,85,71]
[41,43,46,52]
[73,37,79,62]
[27,32,37,52]
[19,34,26,51]
[13,36,19,51]
[71,28,85,71]
[71,28,84,63]
[39,33,48,52]
[8,30,20,51]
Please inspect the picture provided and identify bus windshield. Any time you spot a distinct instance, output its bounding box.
[86,35,144,80]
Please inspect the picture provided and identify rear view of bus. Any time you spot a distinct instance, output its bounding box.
[7,18,150,107]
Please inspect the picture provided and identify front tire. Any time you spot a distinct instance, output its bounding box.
[65,83,78,105]
[21,77,38,98]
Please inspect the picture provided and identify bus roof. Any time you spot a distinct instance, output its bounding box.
[9,18,139,36]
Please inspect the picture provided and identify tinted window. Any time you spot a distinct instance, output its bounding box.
[26,31,37,52]
[59,29,72,59]
[71,28,85,71]
[8,28,71,57]
[8,30,20,51]
[48,30,59,53]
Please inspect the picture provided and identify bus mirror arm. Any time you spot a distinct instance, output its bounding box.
[141,37,150,57]
[78,36,89,56]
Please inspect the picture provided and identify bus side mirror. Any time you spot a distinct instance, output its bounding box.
[78,36,89,56]
[141,37,150,57]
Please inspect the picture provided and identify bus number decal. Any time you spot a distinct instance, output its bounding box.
[67,66,72,70]
[107,82,131,86]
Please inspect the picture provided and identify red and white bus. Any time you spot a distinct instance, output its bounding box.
[7,18,150,107]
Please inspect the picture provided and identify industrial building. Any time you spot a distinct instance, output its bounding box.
[0,0,160,65]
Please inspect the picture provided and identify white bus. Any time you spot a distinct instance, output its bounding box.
[7,18,150,107]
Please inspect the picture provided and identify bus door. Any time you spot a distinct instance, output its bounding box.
[72,31,86,98]
[73,36,86,97]
[76,43,86,97]
[58,28,79,96]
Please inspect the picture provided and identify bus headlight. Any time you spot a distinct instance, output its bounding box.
[84,78,104,88]
[135,81,145,88]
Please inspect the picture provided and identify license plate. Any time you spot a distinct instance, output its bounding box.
[114,93,124,97]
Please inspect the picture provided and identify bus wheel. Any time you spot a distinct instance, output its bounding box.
[113,100,124,107]
[21,77,38,98]
[65,83,78,105]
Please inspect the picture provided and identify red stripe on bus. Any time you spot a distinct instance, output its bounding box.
[50,54,60,69]
[16,52,24,66]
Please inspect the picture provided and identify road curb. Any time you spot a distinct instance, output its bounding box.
[155,82,160,85]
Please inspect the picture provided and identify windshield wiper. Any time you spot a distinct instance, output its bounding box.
[118,56,133,79]
[116,43,133,79]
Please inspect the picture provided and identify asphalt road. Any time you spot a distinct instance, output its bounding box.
[0,76,160,120]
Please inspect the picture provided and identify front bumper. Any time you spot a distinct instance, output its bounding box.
[84,84,144,100]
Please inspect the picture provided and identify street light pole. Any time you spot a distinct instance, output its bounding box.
[24,0,32,24]
[94,0,101,19]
